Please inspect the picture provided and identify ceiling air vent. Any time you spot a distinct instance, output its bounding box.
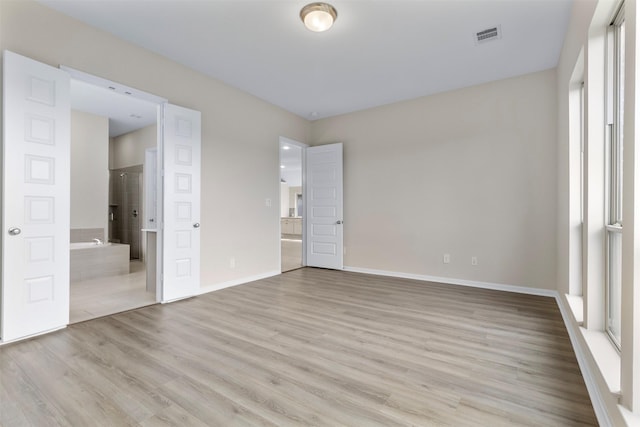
[475,26,502,45]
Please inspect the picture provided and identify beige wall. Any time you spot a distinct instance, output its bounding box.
[311,69,558,290]
[2,0,559,292]
[70,110,109,237]
[0,0,309,286]
[110,124,157,170]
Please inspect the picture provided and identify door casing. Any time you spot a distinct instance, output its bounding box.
[279,137,308,270]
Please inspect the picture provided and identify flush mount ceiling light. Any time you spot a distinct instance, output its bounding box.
[300,2,337,32]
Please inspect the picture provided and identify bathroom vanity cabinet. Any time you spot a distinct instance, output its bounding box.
[281,217,302,236]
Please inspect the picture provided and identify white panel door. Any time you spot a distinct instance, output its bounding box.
[2,51,70,342]
[306,143,343,270]
[161,103,201,301]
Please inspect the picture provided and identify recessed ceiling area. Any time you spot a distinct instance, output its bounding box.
[280,143,303,187]
[40,0,573,121]
[70,79,158,137]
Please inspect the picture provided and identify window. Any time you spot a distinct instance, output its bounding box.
[580,82,585,227]
[605,5,624,349]
[579,81,585,298]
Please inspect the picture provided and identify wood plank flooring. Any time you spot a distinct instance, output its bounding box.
[0,268,597,426]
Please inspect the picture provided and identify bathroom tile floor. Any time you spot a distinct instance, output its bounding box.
[281,237,303,272]
[70,260,156,324]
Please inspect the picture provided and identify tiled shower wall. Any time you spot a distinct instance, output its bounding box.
[109,165,143,259]
[70,228,105,243]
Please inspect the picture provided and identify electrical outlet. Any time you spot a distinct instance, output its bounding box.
[230,257,236,269]
[443,253,451,264]
[265,198,272,207]
[471,256,478,266]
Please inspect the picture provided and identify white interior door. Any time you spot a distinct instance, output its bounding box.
[2,51,70,342]
[306,143,343,270]
[161,103,201,301]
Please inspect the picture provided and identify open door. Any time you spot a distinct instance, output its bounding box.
[161,103,201,301]
[1,51,70,342]
[305,143,343,270]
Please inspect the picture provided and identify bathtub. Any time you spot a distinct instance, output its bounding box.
[70,242,130,282]
[70,242,112,250]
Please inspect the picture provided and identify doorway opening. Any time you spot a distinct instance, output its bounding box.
[67,71,163,323]
[280,137,307,272]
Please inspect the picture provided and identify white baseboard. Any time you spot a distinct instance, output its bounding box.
[197,270,281,296]
[343,266,557,297]
[555,294,616,427]
[0,324,66,346]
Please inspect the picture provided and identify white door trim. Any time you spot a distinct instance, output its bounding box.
[60,65,168,105]
[279,137,308,271]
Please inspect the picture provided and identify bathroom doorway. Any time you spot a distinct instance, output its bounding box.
[1,52,203,342]
[280,137,307,272]
[68,73,161,323]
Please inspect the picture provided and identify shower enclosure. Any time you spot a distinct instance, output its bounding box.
[109,165,143,260]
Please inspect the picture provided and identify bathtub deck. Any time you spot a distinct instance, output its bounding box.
[70,242,130,282]
[70,261,156,323]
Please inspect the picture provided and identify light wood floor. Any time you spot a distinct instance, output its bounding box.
[70,260,156,324]
[1,268,597,426]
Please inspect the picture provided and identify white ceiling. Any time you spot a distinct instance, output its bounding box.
[70,79,158,137]
[40,0,573,121]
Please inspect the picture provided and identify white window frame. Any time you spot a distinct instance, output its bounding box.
[605,4,625,350]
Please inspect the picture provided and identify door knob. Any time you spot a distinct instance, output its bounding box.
[193,223,200,228]
[336,220,343,225]
[8,227,21,236]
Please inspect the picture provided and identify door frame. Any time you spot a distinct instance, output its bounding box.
[278,136,308,271]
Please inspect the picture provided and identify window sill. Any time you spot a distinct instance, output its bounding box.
[566,294,584,324]
[565,294,621,394]
[620,404,640,426]
[581,327,621,394]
